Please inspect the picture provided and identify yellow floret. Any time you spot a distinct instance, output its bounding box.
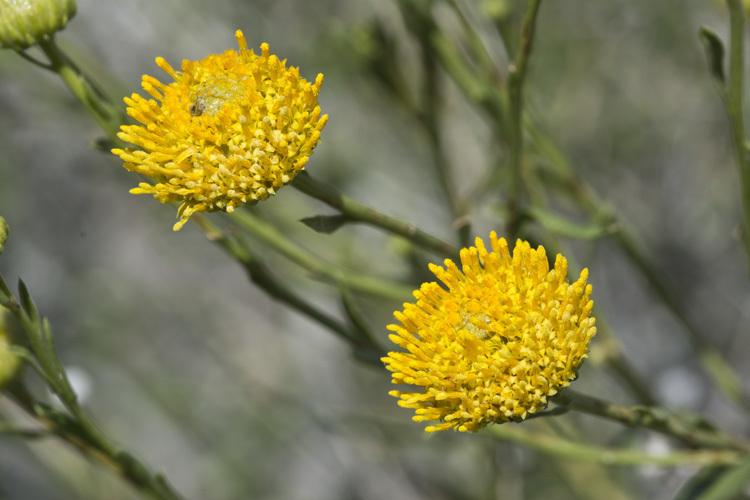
[112,30,328,230]
[382,232,596,432]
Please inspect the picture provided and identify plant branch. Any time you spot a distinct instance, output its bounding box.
[292,171,460,259]
[228,209,413,301]
[487,424,743,466]
[726,0,750,271]
[505,0,542,240]
[555,390,750,453]
[0,289,184,500]
[191,214,381,356]
[36,37,125,146]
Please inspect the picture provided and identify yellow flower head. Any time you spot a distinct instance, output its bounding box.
[112,30,328,230]
[382,232,596,433]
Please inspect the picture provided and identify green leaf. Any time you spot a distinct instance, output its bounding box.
[700,26,727,90]
[17,279,39,324]
[676,456,750,500]
[300,214,351,234]
[526,206,620,240]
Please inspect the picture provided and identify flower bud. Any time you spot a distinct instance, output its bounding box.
[0,306,22,390]
[0,217,7,254]
[0,0,77,50]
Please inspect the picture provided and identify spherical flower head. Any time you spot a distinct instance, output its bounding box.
[382,232,596,433]
[0,0,77,50]
[112,30,328,231]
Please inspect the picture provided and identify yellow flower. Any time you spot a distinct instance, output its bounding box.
[382,232,596,433]
[112,30,328,231]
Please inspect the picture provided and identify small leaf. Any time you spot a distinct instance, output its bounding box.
[17,279,39,324]
[300,214,351,234]
[526,206,619,240]
[700,26,727,89]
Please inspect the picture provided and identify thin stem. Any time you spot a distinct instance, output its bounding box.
[506,0,542,240]
[191,215,370,350]
[487,425,743,466]
[7,380,183,500]
[556,390,750,452]
[2,281,185,500]
[527,122,745,406]
[228,209,413,301]
[726,0,750,271]
[36,36,125,146]
[292,172,460,259]
[14,49,53,70]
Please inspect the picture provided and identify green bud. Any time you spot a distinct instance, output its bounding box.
[0,217,7,254]
[0,0,77,50]
[0,306,22,390]
[481,0,512,22]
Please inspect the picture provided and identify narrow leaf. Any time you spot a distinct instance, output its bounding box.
[17,279,39,324]
[700,26,727,89]
[526,206,619,240]
[300,214,350,234]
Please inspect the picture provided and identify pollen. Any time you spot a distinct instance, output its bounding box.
[112,30,328,230]
[382,232,597,432]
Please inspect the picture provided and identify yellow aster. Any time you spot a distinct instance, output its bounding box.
[382,232,596,433]
[112,30,328,231]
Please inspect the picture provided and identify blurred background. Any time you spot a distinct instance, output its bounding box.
[1,0,749,499]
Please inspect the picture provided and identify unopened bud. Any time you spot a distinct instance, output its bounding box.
[0,0,77,50]
[0,306,22,390]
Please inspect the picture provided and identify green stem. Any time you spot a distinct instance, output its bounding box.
[36,36,125,145]
[228,209,413,301]
[556,390,750,452]
[292,172,460,259]
[191,215,367,349]
[726,0,750,271]
[7,375,183,500]
[528,123,745,406]
[613,226,745,403]
[487,425,743,466]
[506,0,542,240]
[2,281,184,500]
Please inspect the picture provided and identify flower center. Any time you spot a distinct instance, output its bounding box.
[189,74,249,117]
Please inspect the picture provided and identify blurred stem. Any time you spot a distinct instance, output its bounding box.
[35,37,125,146]
[228,209,413,301]
[445,0,499,79]
[532,236,656,405]
[505,0,542,240]
[191,215,377,354]
[0,283,184,500]
[8,385,182,500]
[613,225,745,404]
[556,390,750,452]
[528,123,745,406]
[593,319,657,406]
[488,424,742,466]
[418,42,470,246]
[292,172,460,259]
[725,0,750,271]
